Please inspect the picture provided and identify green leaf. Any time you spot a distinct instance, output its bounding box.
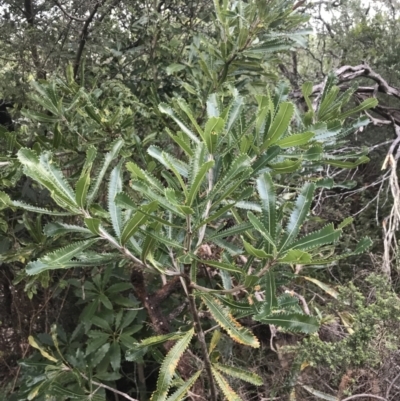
[109,342,121,371]
[26,239,98,275]
[279,183,315,252]
[262,102,294,150]
[75,172,91,208]
[86,332,110,355]
[91,316,112,332]
[84,218,101,235]
[303,236,372,265]
[211,367,243,401]
[165,371,202,401]
[108,161,123,239]
[243,240,272,259]
[324,155,369,169]
[159,103,200,143]
[12,201,75,216]
[204,117,224,153]
[120,201,158,245]
[247,212,276,251]
[192,256,244,274]
[90,342,110,367]
[288,224,341,251]
[254,312,319,334]
[200,294,259,348]
[44,222,92,237]
[213,364,263,386]
[339,97,378,120]
[302,82,314,112]
[127,161,165,192]
[279,249,312,264]
[87,139,124,205]
[18,149,78,211]
[276,132,314,148]
[263,270,278,312]
[207,222,253,241]
[195,202,236,229]
[256,172,276,253]
[166,64,186,75]
[269,159,302,173]
[186,160,214,206]
[151,329,194,401]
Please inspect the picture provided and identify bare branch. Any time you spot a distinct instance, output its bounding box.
[73,1,104,78]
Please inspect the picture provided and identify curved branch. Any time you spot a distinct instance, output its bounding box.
[73,1,104,78]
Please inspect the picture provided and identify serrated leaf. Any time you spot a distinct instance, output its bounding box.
[262,102,294,150]
[247,212,276,251]
[108,161,123,239]
[186,160,214,206]
[159,103,200,143]
[195,202,236,229]
[192,256,244,274]
[127,161,165,192]
[214,296,252,312]
[75,172,91,208]
[120,201,158,245]
[263,270,278,312]
[207,222,253,240]
[276,132,314,148]
[151,329,194,401]
[254,312,319,334]
[211,367,243,401]
[26,239,98,275]
[84,218,101,235]
[213,364,263,386]
[243,240,272,259]
[339,97,378,120]
[131,181,185,217]
[338,217,353,229]
[201,294,259,348]
[324,155,369,169]
[288,224,341,252]
[269,159,301,173]
[209,330,221,355]
[279,183,315,252]
[44,222,92,237]
[87,139,124,205]
[279,249,312,264]
[18,149,78,210]
[302,236,372,265]
[165,370,202,401]
[256,172,276,253]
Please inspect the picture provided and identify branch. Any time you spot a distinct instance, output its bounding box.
[341,395,387,401]
[24,0,45,79]
[73,0,103,78]
[187,283,218,401]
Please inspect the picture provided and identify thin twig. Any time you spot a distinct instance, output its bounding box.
[341,394,387,401]
[187,283,218,401]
